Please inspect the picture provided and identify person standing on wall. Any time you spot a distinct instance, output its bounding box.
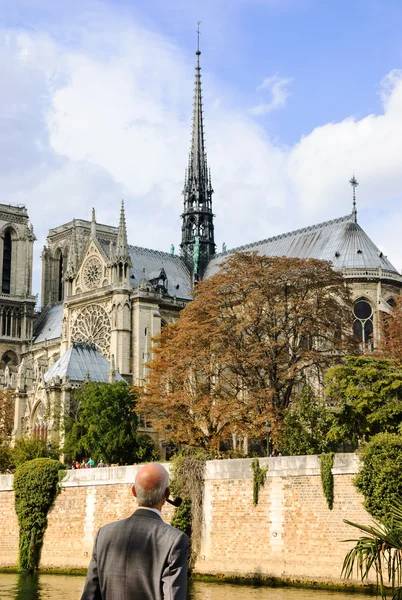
[80,462,189,600]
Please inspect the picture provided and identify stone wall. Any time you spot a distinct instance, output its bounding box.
[0,455,371,584]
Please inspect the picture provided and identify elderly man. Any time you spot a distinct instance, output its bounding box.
[81,462,189,600]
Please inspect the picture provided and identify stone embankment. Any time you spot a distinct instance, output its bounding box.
[0,454,369,585]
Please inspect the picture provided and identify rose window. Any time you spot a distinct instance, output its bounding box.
[82,257,103,291]
[71,305,111,357]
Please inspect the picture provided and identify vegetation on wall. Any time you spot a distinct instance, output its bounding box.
[14,458,66,571]
[139,253,355,452]
[320,452,334,510]
[251,458,268,506]
[354,433,402,522]
[169,449,206,569]
[326,356,402,446]
[64,381,157,465]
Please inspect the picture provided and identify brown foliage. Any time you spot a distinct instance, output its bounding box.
[376,297,402,363]
[138,253,354,449]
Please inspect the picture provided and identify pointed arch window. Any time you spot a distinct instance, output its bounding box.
[58,253,64,301]
[353,299,373,347]
[2,231,12,294]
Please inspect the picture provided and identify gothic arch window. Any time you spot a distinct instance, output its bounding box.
[1,350,18,369]
[353,298,373,347]
[2,230,12,294]
[55,250,64,302]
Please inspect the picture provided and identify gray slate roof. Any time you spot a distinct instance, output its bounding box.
[128,246,192,299]
[33,302,64,344]
[44,343,124,383]
[205,215,400,278]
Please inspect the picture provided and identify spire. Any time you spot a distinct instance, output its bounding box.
[349,174,359,223]
[186,21,208,197]
[116,200,129,259]
[91,208,97,237]
[180,23,215,280]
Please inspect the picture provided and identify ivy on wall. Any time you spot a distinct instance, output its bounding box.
[169,450,206,570]
[14,458,66,571]
[251,458,268,506]
[320,452,334,510]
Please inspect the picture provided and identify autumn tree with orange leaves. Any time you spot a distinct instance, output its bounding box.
[138,253,355,451]
[377,297,402,363]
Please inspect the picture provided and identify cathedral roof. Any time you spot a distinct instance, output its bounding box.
[127,246,192,299]
[33,302,63,344]
[205,214,401,283]
[44,343,124,383]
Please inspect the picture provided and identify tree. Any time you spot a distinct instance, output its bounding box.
[342,499,402,599]
[281,385,336,455]
[0,389,16,472]
[64,381,156,465]
[377,297,402,363]
[12,437,60,469]
[354,433,402,523]
[326,357,402,446]
[139,253,354,450]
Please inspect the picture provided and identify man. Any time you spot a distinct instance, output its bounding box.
[81,463,189,600]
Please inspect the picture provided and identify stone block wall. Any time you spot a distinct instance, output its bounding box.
[0,455,371,584]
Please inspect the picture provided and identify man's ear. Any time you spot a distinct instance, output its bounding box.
[132,484,137,498]
[165,486,170,500]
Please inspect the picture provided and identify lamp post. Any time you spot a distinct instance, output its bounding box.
[265,421,271,457]
[46,441,51,456]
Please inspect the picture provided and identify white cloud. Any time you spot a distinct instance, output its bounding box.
[249,73,292,115]
[1,6,402,301]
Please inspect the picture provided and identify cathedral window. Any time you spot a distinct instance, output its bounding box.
[353,299,373,347]
[2,230,12,294]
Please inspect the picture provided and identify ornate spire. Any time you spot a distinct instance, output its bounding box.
[116,200,129,259]
[180,23,215,280]
[349,174,359,223]
[185,22,208,197]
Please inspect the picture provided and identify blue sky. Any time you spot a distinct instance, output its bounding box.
[1,0,402,295]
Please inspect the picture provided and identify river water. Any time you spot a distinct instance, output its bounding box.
[0,573,371,600]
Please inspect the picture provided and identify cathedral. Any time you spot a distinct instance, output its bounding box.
[1,42,401,451]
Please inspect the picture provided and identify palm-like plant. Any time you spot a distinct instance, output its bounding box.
[342,500,402,599]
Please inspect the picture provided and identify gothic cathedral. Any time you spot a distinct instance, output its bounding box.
[0,43,401,452]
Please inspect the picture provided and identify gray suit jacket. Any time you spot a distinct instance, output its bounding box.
[81,508,189,600]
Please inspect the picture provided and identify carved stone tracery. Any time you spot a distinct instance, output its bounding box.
[82,256,103,291]
[71,304,111,357]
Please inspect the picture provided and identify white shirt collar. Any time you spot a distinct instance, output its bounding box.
[138,506,161,516]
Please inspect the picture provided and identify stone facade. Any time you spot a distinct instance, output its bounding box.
[0,455,373,586]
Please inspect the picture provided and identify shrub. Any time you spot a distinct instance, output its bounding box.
[14,458,66,571]
[355,433,402,522]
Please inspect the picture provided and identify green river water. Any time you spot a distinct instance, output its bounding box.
[0,574,372,600]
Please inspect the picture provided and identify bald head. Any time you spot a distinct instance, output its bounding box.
[133,463,169,508]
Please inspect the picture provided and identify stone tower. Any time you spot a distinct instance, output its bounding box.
[0,204,36,369]
[180,29,215,281]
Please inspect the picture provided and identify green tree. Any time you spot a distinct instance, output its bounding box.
[282,386,335,455]
[12,437,60,469]
[326,356,402,446]
[342,499,402,599]
[64,381,156,465]
[354,433,402,522]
